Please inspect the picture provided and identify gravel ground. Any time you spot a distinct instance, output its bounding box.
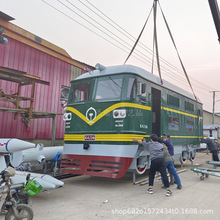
[1,151,219,220]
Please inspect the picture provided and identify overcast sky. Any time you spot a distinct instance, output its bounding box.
[1,0,220,113]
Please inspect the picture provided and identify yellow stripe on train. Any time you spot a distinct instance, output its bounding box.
[64,134,201,142]
[161,106,203,119]
[66,103,202,127]
[64,134,148,142]
[67,102,151,126]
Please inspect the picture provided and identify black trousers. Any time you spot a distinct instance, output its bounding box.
[149,158,170,188]
[212,149,219,161]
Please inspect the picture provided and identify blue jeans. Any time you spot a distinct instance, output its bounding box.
[162,161,182,188]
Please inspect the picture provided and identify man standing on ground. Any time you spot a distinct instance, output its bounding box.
[202,137,219,162]
[163,134,175,184]
[158,137,182,190]
[214,139,220,153]
[133,134,172,197]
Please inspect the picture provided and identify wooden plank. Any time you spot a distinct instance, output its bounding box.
[0,107,28,113]
[0,66,50,85]
[0,94,34,101]
[138,169,187,186]
[0,66,27,75]
[51,115,56,146]
[0,107,62,117]
[29,82,35,119]
[14,82,22,120]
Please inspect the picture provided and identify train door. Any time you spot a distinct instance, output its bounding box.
[151,87,161,137]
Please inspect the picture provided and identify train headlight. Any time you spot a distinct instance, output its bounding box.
[113,109,126,118]
[63,113,72,121]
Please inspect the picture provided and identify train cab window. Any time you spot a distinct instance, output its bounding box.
[95,76,123,100]
[127,78,137,99]
[70,82,91,102]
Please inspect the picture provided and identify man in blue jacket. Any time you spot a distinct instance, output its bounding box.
[163,134,175,184]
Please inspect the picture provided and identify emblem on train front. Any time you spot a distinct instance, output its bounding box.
[86,107,97,124]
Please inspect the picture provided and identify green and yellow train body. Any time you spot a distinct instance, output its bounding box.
[61,64,203,178]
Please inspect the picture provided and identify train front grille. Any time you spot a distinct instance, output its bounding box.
[60,155,133,178]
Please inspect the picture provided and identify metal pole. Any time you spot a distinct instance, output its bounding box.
[213,92,215,124]
[210,91,219,124]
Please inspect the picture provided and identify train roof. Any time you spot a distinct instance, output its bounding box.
[75,64,201,103]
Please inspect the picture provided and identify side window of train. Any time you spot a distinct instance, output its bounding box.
[137,81,147,100]
[185,101,194,112]
[127,77,147,101]
[197,109,202,122]
[167,95,180,108]
[127,78,137,99]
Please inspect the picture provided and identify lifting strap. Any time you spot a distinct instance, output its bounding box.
[124,0,197,101]
[158,2,197,101]
[153,0,163,84]
[123,5,153,64]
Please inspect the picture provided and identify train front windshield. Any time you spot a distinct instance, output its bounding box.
[70,82,92,102]
[95,76,123,100]
[69,74,137,103]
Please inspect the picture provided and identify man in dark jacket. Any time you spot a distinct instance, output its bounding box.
[202,137,219,161]
[133,134,172,197]
[163,134,175,184]
[163,134,174,157]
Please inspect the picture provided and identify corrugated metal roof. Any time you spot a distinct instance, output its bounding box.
[0,11,14,21]
[0,12,94,70]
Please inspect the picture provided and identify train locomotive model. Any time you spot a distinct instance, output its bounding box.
[61,64,203,178]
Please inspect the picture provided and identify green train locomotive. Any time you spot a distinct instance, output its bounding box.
[61,64,203,178]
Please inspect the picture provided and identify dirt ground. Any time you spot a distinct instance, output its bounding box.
[2,152,220,220]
